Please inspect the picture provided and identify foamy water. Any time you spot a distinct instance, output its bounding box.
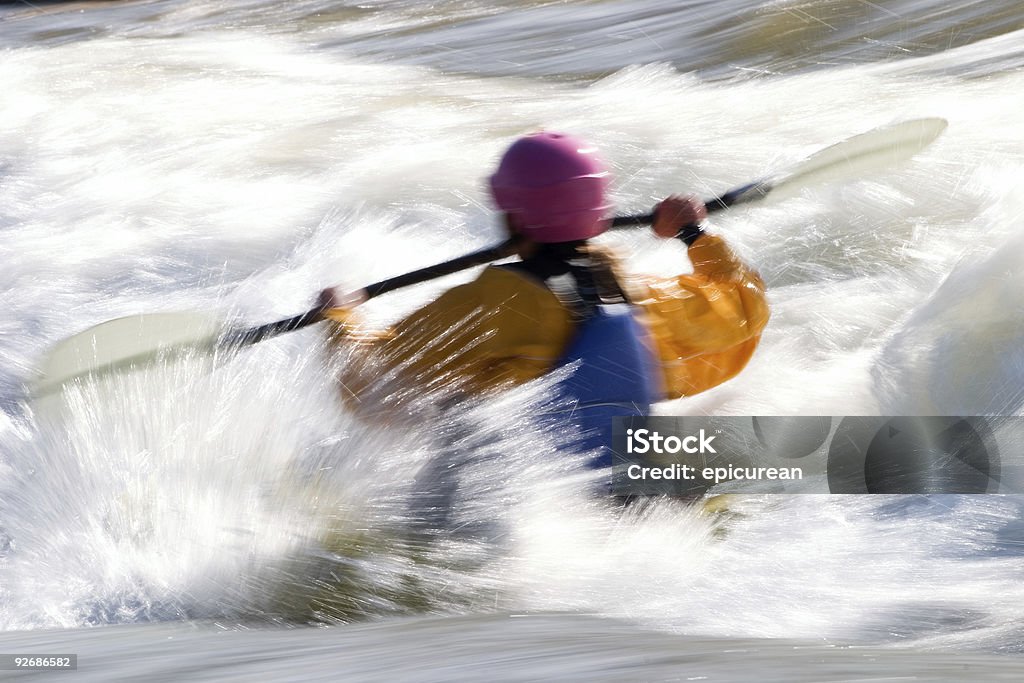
[2,0,1024,679]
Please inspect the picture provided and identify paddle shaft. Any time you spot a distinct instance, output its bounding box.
[230,179,771,346]
[609,180,767,227]
[232,240,519,345]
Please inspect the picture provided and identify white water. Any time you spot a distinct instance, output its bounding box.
[2,1,1024,676]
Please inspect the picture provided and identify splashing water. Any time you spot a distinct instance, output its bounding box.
[1,0,1024,658]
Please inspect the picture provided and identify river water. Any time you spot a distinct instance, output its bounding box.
[2,0,1024,680]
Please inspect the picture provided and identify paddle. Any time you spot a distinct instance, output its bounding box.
[31,117,947,400]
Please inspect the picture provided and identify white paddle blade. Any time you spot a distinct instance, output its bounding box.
[769,117,948,200]
[32,312,226,399]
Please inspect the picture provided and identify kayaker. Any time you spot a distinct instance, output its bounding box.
[318,132,770,457]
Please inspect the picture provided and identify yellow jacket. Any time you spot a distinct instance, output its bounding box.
[329,233,769,403]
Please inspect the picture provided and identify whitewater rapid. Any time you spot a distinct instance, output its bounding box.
[1,0,1023,663]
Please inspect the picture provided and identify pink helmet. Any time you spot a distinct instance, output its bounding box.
[489,131,611,243]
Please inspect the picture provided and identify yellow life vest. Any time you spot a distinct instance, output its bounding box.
[329,233,769,403]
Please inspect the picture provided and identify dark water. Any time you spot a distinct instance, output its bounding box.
[3,0,1024,79]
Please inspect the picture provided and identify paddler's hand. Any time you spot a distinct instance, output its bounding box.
[316,286,367,322]
[652,194,707,242]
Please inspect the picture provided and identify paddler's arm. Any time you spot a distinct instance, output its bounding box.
[650,193,767,291]
[318,268,573,412]
[652,194,756,282]
[635,195,771,397]
[318,282,490,409]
